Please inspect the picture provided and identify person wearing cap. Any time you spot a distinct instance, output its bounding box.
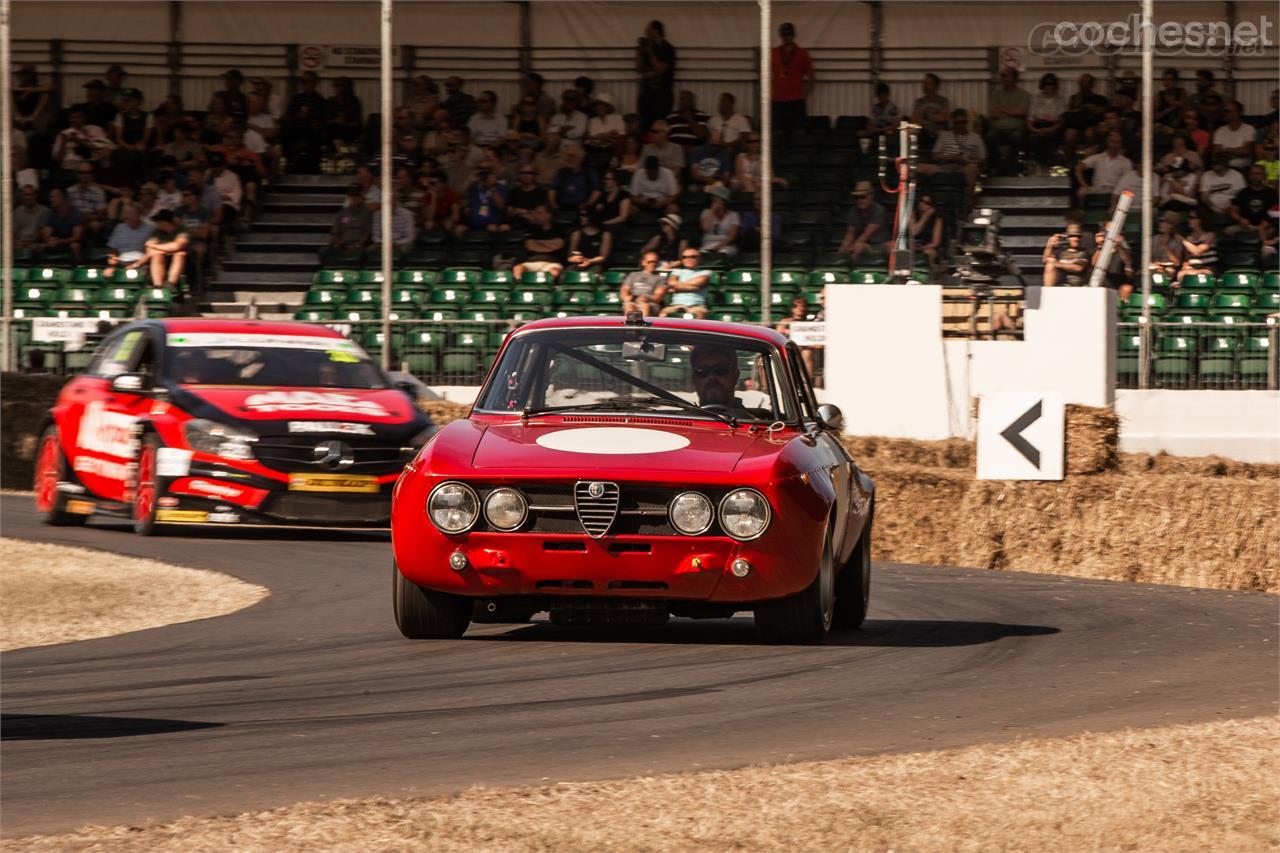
[659,247,710,318]
[641,212,683,268]
[214,69,249,120]
[918,109,985,210]
[620,251,668,316]
[629,155,678,212]
[771,22,814,132]
[1198,155,1245,215]
[636,20,677,130]
[838,181,889,264]
[584,93,625,170]
[142,209,190,294]
[467,90,506,148]
[699,185,740,258]
[73,79,118,130]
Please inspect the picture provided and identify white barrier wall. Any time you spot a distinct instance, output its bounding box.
[824,285,1115,441]
[1116,390,1280,463]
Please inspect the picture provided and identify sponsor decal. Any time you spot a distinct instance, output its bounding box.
[288,473,379,493]
[158,497,181,507]
[207,511,241,524]
[156,447,193,477]
[77,400,139,458]
[55,482,86,494]
[244,391,388,417]
[287,421,376,436]
[65,499,96,515]
[169,477,268,508]
[166,333,364,353]
[155,510,209,523]
[73,455,131,481]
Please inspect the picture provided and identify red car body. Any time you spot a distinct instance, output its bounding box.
[33,318,433,532]
[392,316,875,643]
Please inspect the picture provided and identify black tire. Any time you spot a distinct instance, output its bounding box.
[132,434,163,537]
[833,519,872,630]
[393,564,472,639]
[33,426,87,527]
[754,527,835,645]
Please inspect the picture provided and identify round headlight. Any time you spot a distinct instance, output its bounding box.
[427,482,479,534]
[484,488,528,531]
[669,491,713,535]
[718,488,771,541]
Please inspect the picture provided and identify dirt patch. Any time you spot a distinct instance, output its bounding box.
[8,716,1276,853]
[0,538,268,650]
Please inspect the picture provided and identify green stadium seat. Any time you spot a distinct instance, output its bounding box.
[602,269,631,287]
[345,287,381,305]
[53,286,98,307]
[8,268,28,283]
[506,309,540,322]
[429,287,470,305]
[520,270,557,286]
[852,268,887,284]
[1239,335,1271,384]
[556,290,595,307]
[49,307,90,318]
[560,270,598,287]
[710,310,748,323]
[1126,292,1168,313]
[440,268,481,285]
[1262,271,1280,290]
[717,290,760,309]
[395,269,439,285]
[422,308,460,322]
[1257,291,1280,312]
[1174,291,1211,310]
[1179,272,1215,291]
[88,306,132,321]
[511,289,554,308]
[305,287,346,306]
[391,288,427,307]
[1166,311,1206,325]
[771,269,808,287]
[469,288,511,305]
[357,270,386,284]
[810,269,852,286]
[1155,333,1194,387]
[112,267,148,285]
[594,291,623,307]
[295,308,337,322]
[72,267,112,284]
[1208,313,1247,326]
[724,269,762,286]
[461,308,502,323]
[1212,292,1253,311]
[28,267,74,285]
[480,269,515,287]
[337,307,377,322]
[15,285,58,307]
[96,285,140,305]
[314,269,359,285]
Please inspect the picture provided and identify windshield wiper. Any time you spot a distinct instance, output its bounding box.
[522,396,737,427]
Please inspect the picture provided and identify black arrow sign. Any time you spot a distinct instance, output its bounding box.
[1000,400,1042,469]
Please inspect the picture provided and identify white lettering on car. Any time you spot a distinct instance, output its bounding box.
[244,391,388,416]
[185,479,246,500]
[77,400,139,459]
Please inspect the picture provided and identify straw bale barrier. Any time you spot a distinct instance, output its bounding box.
[1,374,68,490]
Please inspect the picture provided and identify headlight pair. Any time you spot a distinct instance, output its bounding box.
[183,418,257,461]
[427,482,525,534]
[671,488,770,540]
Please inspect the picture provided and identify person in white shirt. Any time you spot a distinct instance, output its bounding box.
[546,91,588,143]
[1075,133,1132,201]
[1198,157,1245,214]
[584,93,625,170]
[629,156,679,210]
[207,154,244,227]
[918,109,986,208]
[1210,100,1256,170]
[51,109,111,170]
[640,120,686,177]
[466,91,507,148]
[708,92,752,148]
[1111,163,1145,212]
[373,198,416,253]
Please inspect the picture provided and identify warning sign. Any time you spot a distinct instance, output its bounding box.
[298,45,383,72]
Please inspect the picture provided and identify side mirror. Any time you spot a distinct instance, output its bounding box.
[816,403,843,432]
[110,372,152,394]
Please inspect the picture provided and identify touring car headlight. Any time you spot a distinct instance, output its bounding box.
[718,489,771,540]
[484,488,528,531]
[428,481,479,534]
[183,418,258,461]
[669,491,713,535]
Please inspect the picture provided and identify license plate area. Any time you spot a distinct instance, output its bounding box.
[287,474,379,493]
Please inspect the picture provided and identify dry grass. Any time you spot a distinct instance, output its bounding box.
[9,716,1277,853]
[0,538,268,650]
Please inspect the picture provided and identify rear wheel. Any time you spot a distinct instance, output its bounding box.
[754,527,834,644]
[33,427,87,527]
[833,520,872,630]
[393,564,472,639]
[132,436,161,536]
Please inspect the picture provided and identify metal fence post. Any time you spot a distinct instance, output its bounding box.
[1269,323,1278,391]
[1138,322,1153,389]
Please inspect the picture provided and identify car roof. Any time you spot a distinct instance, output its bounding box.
[155,318,345,339]
[513,316,790,348]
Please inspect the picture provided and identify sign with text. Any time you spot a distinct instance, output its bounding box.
[298,45,383,71]
[31,318,104,351]
[977,392,1065,480]
[789,321,826,347]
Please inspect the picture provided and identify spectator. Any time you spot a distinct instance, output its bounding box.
[12,64,52,140]
[659,247,710,317]
[328,186,372,254]
[775,296,820,376]
[771,22,814,132]
[641,212,683,267]
[1177,210,1218,281]
[442,76,478,127]
[513,204,566,279]
[506,164,551,228]
[1186,69,1221,118]
[372,197,416,257]
[174,188,213,280]
[699,186,740,258]
[1076,133,1132,203]
[467,90,507,148]
[1181,110,1211,158]
[1154,69,1187,131]
[216,127,267,208]
[520,72,557,121]
[419,170,460,233]
[420,108,454,158]
[355,164,382,210]
[546,90,588,143]
[67,163,108,242]
[738,191,781,251]
[986,67,1030,176]
[74,79,118,129]
[1212,101,1256,171]
[640,120,686,178]
[407,75,441,126]
[1199,155,1245,215]
[206,153,244,232]
[1150,211,1185,277]
[620,251,668,316]
[1228,165,1275,242]
[572,76,595,103]
[567,207,613,272]
[866,82,900,138]
[911,74,951,150]
[1048,231,1090,286]
[41,187,85,262]
[142,210,189,293]
[629,155,678,212]
[534,131,566,183]
[109,88,155,179]
[1040,210,1084,287]
[12,185,50,252]
[282,71,327,172]
[1256,124,1279,186]
[1112,162,1147,213]
[186,167,224,233]
[155,171,182,213]
[550,146,599,210]
[665,90,710,150]
[1091,229,1136,301]
[1158,133,1204,175]
[214,69,249,120]
[325,77,364,149]
[731,133,780,193]
[1062,73,1108,155]
[105,203,153,270]
[161,124,204,170]
[1027,72,1065,168]
[708,92,751,150]
[250,76,284,122]
[103,64,127,104]
[456,165,508,237]
[1158,157,1199,212]
[201,93,233,145]
[919,110,985,210]
[11,148,38,192]
[617,133,644,173]
[636,20,677,130]
[52,109,111,173]
[510,94,547,149]
[584,93,625,171]
[591,168,632,230]
[839,181,889,264]
[910,193,944,267]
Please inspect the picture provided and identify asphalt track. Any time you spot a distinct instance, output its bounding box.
[2,492,1276,837]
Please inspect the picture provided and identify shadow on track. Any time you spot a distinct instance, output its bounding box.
[2,713,224,741]
[466,618,1060,648]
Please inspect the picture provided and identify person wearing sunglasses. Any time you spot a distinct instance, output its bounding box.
[689,344,743,411]
[658,247,709,318]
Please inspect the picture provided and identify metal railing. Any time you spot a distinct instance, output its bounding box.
[1118,321,1279,391]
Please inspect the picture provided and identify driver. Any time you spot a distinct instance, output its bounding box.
[690,344,750,415]
[172,348,211,384]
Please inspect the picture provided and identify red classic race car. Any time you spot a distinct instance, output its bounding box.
[392,314,874,644]
[34,318,435,533]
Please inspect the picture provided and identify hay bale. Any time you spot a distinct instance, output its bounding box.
[0,373,69,490]
[418,399,471,426]
[1065,404,1118,474]
[841,436,973,470]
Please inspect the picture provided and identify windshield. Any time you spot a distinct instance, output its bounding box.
[476,328,795,424]
[164,332,386,389]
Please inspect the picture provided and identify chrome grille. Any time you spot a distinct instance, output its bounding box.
[574,481,620,538]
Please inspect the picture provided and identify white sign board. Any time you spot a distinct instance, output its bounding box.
[298,45,382,71]
[977,392,1065,480]
[789,321,826,347]
[31,318,103,351]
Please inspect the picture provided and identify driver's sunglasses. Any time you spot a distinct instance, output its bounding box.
[693,365,732,378]
[681,253,698,260]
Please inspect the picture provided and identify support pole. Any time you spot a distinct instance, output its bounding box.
[380,0,393,371]
[2,0,13,373]
[1138,0,1154,389]
[759,0,772,325]
[1088,190,1133,289]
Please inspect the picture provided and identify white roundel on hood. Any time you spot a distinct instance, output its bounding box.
[535,427,690,455]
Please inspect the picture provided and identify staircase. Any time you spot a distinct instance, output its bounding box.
[975,176,1073,284]
[205,174,348,319]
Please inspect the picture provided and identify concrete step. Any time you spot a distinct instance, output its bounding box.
[255,216,332,232]
[260,196,346,213]
[980,176,1071,190]
[978,195,1071,210]
[238,234,327,253]
[220,252,320,274]
[274,174,357,189]
[1000,214,1072,231]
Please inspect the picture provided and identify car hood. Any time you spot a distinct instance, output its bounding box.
[177,385,419,427]
[470,421,779,474]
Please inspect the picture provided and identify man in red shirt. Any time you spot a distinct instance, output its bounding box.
[771,22,815,132]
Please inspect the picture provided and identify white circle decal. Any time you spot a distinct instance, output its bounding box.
[535,427,690,455]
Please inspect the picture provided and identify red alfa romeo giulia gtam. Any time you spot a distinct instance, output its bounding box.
[392,314,874,644]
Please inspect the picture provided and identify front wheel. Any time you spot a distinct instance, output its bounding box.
[393,564,472,639]
[132,435,162,536]
[754,526,835,644]
[833,519,872,630]
[33,427,87,527]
